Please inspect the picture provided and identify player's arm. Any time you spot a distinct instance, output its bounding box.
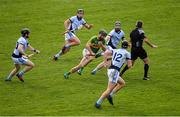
[105,35,111,42]
[103,50,112,67]
[144,38,157,48]
[28,44,40,54]
[86,41,95,56]
[129,38,132,48]
[64,19,71,31]
[99,41,106,51]
[104,50,112,58]
[127,59,132,69]
[83,23,93,29]
[17,44,28,57]
[94,43,106,58]
[121,31,125,41]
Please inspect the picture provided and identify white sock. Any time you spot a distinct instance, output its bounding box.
[96,97,103,105]
[93,68,98,72]
[55,51,62,58]
[6,74,12,80]
[110,90,115,97]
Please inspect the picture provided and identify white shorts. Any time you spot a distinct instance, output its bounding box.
[107,69,120,83]
[12,57,28,65]
[65,32,77,41]
[82,48,90,57]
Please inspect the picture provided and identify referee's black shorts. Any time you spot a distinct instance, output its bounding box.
[131,47,148,60]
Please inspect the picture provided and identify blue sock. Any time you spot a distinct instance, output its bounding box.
[96,97,103,105]
[18,70,25,76]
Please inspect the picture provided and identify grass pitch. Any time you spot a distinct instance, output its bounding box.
[0,0,180,116]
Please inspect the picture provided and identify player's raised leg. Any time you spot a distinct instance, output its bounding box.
[16,60,35,82]
[120,60,135,77]
[64,56,93,79]
[107,77,126,105]
[91,59,111,75]
[95,79,117,109]
[54,36,80,60]
[5,64,20,81]
[91,61,105,75]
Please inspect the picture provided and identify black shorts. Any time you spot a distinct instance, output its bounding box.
[131,47,148,60]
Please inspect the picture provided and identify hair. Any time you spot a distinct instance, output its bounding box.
[99,29,107,37]
[21,28,30,37]
[136,21,143,28]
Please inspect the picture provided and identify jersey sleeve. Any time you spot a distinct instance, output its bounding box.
[69,16,76,23]
[18,38,25,45]
[139,29,146,39]
[121,30,125,39]
[108,30,114,37]
[81,18,87,25]
[102,39,106,45]
[89,36,96,44]
[126,52,131,60]
[111,49,115,55]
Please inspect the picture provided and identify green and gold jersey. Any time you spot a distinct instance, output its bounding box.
[88,36,106,53]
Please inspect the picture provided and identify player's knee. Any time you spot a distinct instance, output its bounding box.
[30,63,35,68]
[144,61,149,64]
[16,67,20,71]
[119,80,126,87]
[79,64,84,68]
[76,40,81,45]
[121,81,126,87]
[143,58,149,64]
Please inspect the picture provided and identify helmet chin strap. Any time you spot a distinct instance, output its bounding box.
[77,16,82,20]
[115,29,121,33]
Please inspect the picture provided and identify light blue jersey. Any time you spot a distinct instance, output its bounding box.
[107,29,125,49]
[110,48,131,71]
[13,37,29,57]
[68,16,86,32]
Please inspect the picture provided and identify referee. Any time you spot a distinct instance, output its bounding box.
[120,21,157,80]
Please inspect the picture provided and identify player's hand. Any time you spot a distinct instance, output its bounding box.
[22,55,28,59]
[87,52,95,57]
[88,24,93,29]
[98,41,103,46]
[62,30,70,35]
[35,50,40,54]
[90,52,95,56]
[152,45,158,48]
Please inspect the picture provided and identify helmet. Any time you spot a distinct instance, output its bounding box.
[21,28,30,36]
[121,40,128,49]
[77,9,84,14]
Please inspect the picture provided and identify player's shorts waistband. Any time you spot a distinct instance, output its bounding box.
[107,41,117,49]
[109,65,120,71]
[12,53,22,58]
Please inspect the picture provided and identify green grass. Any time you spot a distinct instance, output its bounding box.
[0,0,180,116]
